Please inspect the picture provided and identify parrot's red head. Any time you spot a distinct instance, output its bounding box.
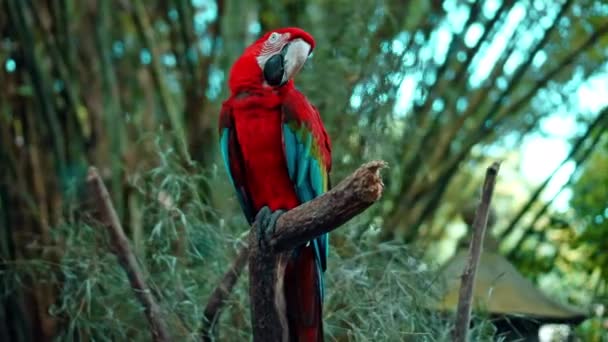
[228,27,315,94]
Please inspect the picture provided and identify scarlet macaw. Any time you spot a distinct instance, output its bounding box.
[219,27,331,341]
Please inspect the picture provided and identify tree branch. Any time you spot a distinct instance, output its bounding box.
[270,161,386,251]
[86,167,171,342]
[411,0,482,125]
[396,20,608,240]
[452,162,500,342]
[249,160,386,341]
[200,244,249,342]
[453,0,515,85]
[499,21,608,122]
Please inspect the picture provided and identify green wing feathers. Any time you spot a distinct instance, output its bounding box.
[283,121,329,199]
[281,93,332,299]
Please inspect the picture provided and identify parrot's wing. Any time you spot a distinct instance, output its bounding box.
[219,102,255,225]
[281,88,332,276]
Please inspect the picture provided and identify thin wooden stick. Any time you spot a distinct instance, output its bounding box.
[452,162,501,342]
[200,244,249,342]
[87,167,171,342]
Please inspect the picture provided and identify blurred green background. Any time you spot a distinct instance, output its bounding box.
[1,0,607,340]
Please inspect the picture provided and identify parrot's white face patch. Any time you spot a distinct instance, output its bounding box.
[257,32,290,68]
[257,32,311,87]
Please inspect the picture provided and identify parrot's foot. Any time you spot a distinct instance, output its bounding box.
[254,206,284,249]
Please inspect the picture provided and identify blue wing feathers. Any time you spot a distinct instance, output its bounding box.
[309,159,323,197]
[220,129,232,182]
[296,137,310,186]
[296,179,315,203]
[220,127,254,224]
[283,125,297,180]
[282,121,329,302]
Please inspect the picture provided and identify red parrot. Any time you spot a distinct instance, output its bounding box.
[219,27,331,341]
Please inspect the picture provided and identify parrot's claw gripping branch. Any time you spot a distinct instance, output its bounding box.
[255,207,285,249]
[248,160,386,341]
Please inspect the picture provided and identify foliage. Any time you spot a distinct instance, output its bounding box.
[505,132,608,340]
[2,0,608,340]
[5,142,494,341]
[570,134,608,276]
[568,134,608,340]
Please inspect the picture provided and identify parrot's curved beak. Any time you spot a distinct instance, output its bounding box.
[281,38,311,83]
[263,38,311,87]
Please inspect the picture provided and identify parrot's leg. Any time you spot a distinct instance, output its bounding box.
[254,206,285,249]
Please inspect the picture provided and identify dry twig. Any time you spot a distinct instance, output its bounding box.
[200,244,249,342]
[87,167,171,342]
[452,162,501,342]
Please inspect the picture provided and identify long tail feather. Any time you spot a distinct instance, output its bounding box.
[284,245,324,342]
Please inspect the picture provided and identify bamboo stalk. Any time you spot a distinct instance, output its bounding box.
[127,0,190,162]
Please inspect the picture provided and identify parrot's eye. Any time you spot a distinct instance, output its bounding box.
[268,32,280,43]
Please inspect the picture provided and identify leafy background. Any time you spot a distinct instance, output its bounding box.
[1,0,607,340]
